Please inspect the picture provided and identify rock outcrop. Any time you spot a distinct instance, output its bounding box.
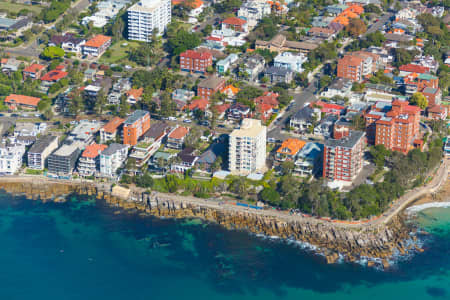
[0,180,413,263]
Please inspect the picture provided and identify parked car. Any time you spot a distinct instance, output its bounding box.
[183,119,192,123]
[168,116,177,121]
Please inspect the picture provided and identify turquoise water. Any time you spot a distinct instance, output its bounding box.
[0,192,449,300]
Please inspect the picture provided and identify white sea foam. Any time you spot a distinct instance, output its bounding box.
[406,202,450,214]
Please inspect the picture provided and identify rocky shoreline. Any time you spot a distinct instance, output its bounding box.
[0,179,422,269]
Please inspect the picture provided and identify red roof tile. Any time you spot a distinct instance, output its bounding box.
[169,126,189,139]
[187,98,209,111]
[102,117,124,133]
[82,143,107,158]
[41,70,68,82]
[23,63,45,73]
[222,17,247,26]
[399,64,430,74]
[4,94,41,107]
[180,49,212,60]
[84,35,111,48]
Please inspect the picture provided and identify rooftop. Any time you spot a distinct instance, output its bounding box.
[325,130,365,149]
[4,94,41,107]
[198,76,225,89]
[230,118,266,138]
[143,121,170,139]
[277,138,306,156]
[82,143,107,158]
[168,126,189,139]
[124,110,149,125]
[84,34,111,48]
[28,135,58,154]
[101,143,127,156]
[102,117,124,133]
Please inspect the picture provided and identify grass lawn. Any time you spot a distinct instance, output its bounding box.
[0,2,42,14]
[99,40,141,65]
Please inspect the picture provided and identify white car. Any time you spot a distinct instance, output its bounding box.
[183,119,192,123]
[168,116,177,121]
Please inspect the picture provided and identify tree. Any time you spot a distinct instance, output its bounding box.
[319,75,332,90]
[410,92,428,109]
[167,29,201,56]
[211,156,222,173]
[280,161,294,175]
[41,46,65,60]
[346,18,367,37]
[259,187,281,206]
[111,17,124,41]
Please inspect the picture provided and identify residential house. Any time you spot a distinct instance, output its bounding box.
[195,142,227,172]
[171,147,198,173]
[228,102,251,121]
[293,142,324,177]
[307,27,335,40]
[166,126,189,149]
[290,106,320,133]
[49,33,85,53]
[422,87,441,107]
[264,66,293,84]
[274,138,306,163]
[129,121,171,167]
[172,89,195,110]
[0,143,25,175]
[126,88,144,104]
[220,84,239,101]
[1,58,21,74]
[22,63,45,80]
[187,98,209,112]
[27,135,58,170]
[82,34,112,57]
[100,117,124,143]
[197,76,226,99]
[77,143,108,177]
[314,114,338,138]
[239,53,265,81]
[238,0,271,29]
[273,52,307,73]
[100,143,129,177]
[427,105,447,121]
[313,100,346,116]
[40,69,69,93]
[4,94,41,110]
[221,17,248,33]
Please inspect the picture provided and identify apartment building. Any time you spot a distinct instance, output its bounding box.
[27,135,58,170]
[365,100,421,154]
[77,144,107,177]
[0,143,25,175]
[197,76,226,99]
[238,0,271,28]
[100,143,129,177]
[47,143,82,176]
[180,50,213,74]
[337,51,380,82]
[123,110,151,146]
[127,0,171,42]
[229,118,266,175]
[323,129,365,184]
[100,117,124,143]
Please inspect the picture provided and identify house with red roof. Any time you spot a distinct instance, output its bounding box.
[40,69,69,93]
[186,98,209,112]
[4,94,41,110]
[77,143,108,176]
[23,63,46,80]
[427,105,448,121]
[82,35,112,57]
[126,88,144,104]
[399,64,430,74]
[167,126,190,149]
[312,100,345,116]
[180,50,213,74]
[213,103,230,119]
[253,91,279,108]
[172,0,204,17]
[222,17,248,33]
[100,117,124,143]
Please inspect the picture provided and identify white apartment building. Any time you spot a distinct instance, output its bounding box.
[0,143,25,175]
[100,143,129,177]
[237,0,271,29]
[27,135,59,170]
[127,0,171,42]
[229,118,266,175]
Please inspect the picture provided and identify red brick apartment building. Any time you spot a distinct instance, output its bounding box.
[180,50,213,74]
[337,51,380,82]
[365,100,421,154]
[323,128,365,182]
[197,76,226,99]
[123,110,151,146]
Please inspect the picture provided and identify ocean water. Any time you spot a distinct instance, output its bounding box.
[0,192,449,300]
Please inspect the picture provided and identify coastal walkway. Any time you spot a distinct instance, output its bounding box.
[0,160,448,230]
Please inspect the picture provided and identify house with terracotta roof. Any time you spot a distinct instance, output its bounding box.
[77,143,108,177]
[186,98,209,112]
[253,91,279,108]
[399,64,430,75]
[172,0,204,17]
[275,138,306,163]
[312,100,346,116]
[213,103,230,119]
[167,126,190,149]
[307,27,336,40]
[180,50,213,74]
[222,17,248,33]
[23,63,46,80]
[100,117,125,143]
[40,69,69,93]
[220,84,239,100]
[82,35,112,57]
[126,88,144,104]
[427,105,447,121]
[4,94,41,110]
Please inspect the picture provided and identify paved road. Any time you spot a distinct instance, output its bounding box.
[267,78,318,140]
[365,11,393,35]
[4,0,90,58]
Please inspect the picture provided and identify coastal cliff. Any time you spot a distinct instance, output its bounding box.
[0,180,416,266]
